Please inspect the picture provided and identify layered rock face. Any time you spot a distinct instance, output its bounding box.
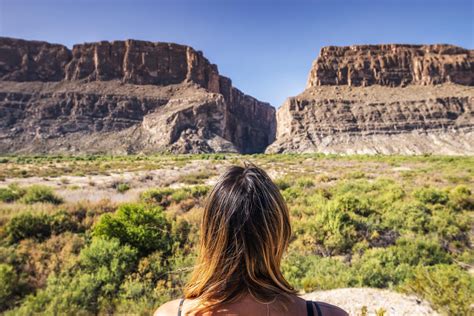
[267,44,474,155]
[0,37,275,154]
[307,44,474,87]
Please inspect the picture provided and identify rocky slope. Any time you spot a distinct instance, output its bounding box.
[0,37,275,154]
[267,44,474,155]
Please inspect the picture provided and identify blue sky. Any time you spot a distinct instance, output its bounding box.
[1,0,473,106]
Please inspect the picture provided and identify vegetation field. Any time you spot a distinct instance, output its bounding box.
[0,154,472,315]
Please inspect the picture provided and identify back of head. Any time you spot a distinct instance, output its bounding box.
[184,163,295,312]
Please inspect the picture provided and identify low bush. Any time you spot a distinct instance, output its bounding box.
[115,183,130,193]
[20,185,62,204]
[282,253,353,292]
[11,238,138,315]
[93,203,183,256]
[413,187,449,205]
[140,188,174,205]
[402,264,473,315]
[141,186,209,206]
[448,185,473,211]
[5,211,79,243]
[0,184,25,203]
[6,213,52,243]
[0,263,17,310]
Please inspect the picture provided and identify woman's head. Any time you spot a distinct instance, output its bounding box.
[184,163,295,311]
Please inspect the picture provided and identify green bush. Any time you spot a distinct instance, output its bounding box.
[5,211,79,243]
[140,188,174,205]
[0,263,17,310]
[50,211,80,234]
[449,185,473,210]
[402,264,473,315]
[282,253,353,292]
[0,184,25,203]
[352,238,451,288]
[93,203,178,256]
[20,185,62,204]
[413,187,449,205]
[116,183,130,193]
[141,186,209,205]
[382,202,430,233]
[11,238,138,315]
[6,213,52,243]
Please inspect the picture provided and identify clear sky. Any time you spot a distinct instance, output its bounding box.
[1,0,473,106]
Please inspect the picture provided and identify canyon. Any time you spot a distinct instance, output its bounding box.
[0,39,473,155]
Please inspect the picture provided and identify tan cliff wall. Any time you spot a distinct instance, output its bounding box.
[307,44,473,88]
[0,37,275,154]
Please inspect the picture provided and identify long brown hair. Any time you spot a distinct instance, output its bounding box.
[184,163,296,313]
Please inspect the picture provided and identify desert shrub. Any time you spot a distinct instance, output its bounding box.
[428,206,471,250]
[93,203,178,256]
[382,202,431,234]
[178,171,213,184]
[344,171,366,179]
[11,238,138,315]
[0,184,25,203]
[6,213,52,243]
[170,190,189,203]
[282,253,353,292]
[448,185,473,211]
[413,187,449,205]
[402,264,473,315]
[352,238,451,288]
[309,200,358,255]
[171,186,209,203]
[274,177,291,190]
[140,188,174,205]
[188,185,210,198]
[296,177,315,188]
[304,191,379,256]
[50,211,80,234]
[5,211,80,243]
[141,186,209,206]
[116,183,130,193]
[0,263,17,310]
[20,185,62,204]
[115,250,194,314]
[281,186,305,203]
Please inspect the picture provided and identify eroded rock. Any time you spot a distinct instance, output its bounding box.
[0,37,275,154]
[268,44,474,155]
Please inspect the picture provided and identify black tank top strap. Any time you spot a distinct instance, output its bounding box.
[306,300,322,316]
[177,298,185,316]
[306,300,314,316]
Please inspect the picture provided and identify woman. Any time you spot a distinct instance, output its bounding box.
[155,164,348,316]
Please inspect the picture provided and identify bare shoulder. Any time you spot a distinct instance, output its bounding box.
[154,299,181,316]
[318,301,349,316]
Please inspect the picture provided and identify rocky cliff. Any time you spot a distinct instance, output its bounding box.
[307,44,473,87]
[0,37,275,154]
[267,44,474,155]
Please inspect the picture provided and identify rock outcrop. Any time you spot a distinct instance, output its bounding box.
[0,37,275,154]
[267,44,474,155]
[307,44,473,87]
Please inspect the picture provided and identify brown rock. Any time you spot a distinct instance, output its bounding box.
[266,84,474,155]
[268,44,474,155]
[307,44,474,88]
[0,37,275,154]
[0,37,71,81]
